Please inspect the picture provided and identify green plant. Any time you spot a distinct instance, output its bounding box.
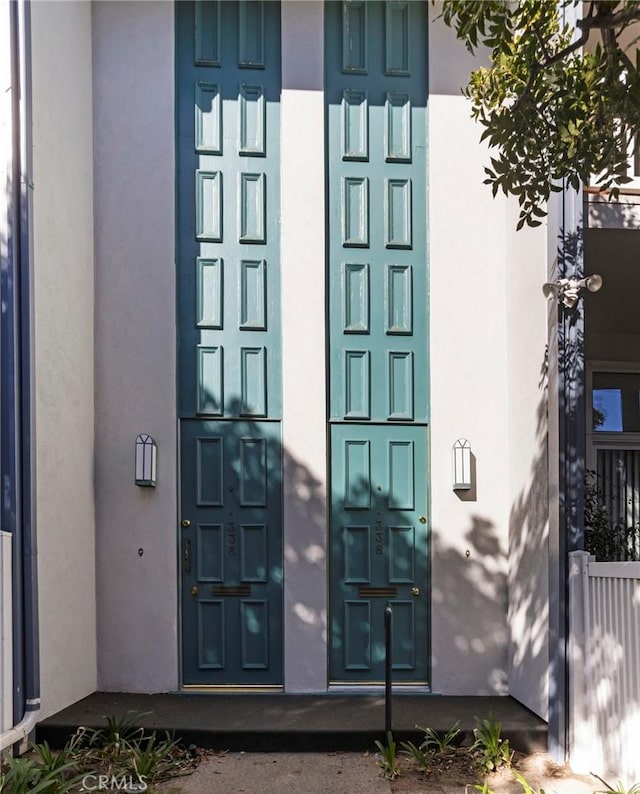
[585,470,640,562]
[1,717,203,794]
[418,721,461,754]
[438,2,640,230]
[512,769,547,794]
[592,774,640,794]
[90,712,149,751]
[469,782,495,794]
[374,731,400,780]
[31,741,81,778]
[127,731,193,784]
[472,715,513,773]
[1,753,78,794]
[399,739,431,772]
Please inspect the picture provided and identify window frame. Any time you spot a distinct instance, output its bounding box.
[587,361,640,471]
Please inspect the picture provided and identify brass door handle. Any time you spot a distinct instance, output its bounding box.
[190,586,199,596]
[411,587,420,596]
[181,519,191,527]
[419,516,426,524]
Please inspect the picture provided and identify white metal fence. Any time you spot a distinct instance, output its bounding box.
[569,550,640,786]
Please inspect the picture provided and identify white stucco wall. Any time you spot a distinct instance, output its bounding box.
[92,1,178,692]
[505,206,549,719]
[31,0,97,719]
[428,13,510,694]
[429,7,550,705]
[281,1,328,692]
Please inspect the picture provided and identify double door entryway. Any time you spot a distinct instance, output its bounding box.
[176,0,430,688]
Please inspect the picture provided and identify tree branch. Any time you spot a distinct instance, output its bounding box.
[577,5,640,31]
[540,28,590,68]
[514,28,590,110]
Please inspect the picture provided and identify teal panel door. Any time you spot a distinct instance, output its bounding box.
[180,420,282,686]
[326,1,430,684]
[330,424,428,683]
[176,1,283,686]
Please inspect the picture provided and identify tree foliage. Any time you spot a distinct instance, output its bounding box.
[439,1,640,229]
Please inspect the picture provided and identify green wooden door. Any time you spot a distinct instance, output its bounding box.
[176,0,283,686]
[326,0,430,684]
[330,424,428,683]
[180,421,283,686]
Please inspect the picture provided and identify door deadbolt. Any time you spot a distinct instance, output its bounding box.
[181,519,191,527]
[411,587,420,596]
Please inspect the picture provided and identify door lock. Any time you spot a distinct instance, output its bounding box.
[190,586,199,596]
[183,539,191,572]
[419,516,426,524]
[411,587,420,596]
[181,519,191,527]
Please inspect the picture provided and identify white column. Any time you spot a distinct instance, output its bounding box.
[280,1,328,692]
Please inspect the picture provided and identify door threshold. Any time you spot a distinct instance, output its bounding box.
[181,685,284,693]
[328,684,431,695]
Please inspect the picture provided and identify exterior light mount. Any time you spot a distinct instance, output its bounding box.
[542,274,603,309]
[135,434,157,487]
[453,438,472,491]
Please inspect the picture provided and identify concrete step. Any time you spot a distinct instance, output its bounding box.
[36,692,547,754]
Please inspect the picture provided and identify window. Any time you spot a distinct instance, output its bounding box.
[587,364,640,560]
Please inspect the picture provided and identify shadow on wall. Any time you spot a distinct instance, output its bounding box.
[430,353,551,707]
[505,222,586,721]
[587,195,640,230]
[282,433,328,664]
[181,395,328,680]
[508,356,550,718]
[431,516,509,695]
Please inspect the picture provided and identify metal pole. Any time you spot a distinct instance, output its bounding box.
[384,604,392,734]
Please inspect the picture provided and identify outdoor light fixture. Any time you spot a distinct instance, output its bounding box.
[453,438,472,491]
[135,434,157,487]
[542,274,603,309]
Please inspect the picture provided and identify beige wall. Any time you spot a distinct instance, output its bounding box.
[428,88,510,694]
[429,7,549,704]
[92,1,178,692]
[505,205,549,719]
[31,0,97,719]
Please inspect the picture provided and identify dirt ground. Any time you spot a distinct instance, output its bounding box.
[155,749,608,794]
[390,747,605,793]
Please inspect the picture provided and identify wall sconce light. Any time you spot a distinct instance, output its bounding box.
[542,274,603,309]
[135,434,157,487]
[453,439,472,491]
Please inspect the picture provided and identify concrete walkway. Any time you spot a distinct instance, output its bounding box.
[156,752,390,794]
[36,692,547,753]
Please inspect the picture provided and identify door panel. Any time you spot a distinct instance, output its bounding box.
[330,424,429,683]
[180,420,283,685]
[326,0,428,424]
[177,0,282,421]
[176,0,283,686]
[326,0,430,685]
